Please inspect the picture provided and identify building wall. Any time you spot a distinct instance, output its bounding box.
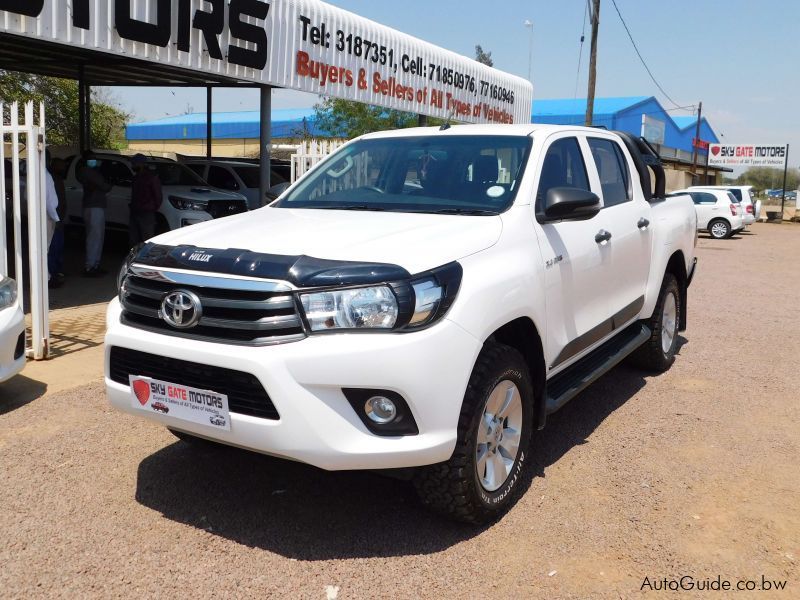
[128,138,308,158]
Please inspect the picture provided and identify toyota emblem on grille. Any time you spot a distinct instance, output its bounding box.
[160,290,202,329]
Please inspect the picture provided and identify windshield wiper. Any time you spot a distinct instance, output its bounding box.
[429,208,500,216]
[314,205,386,211]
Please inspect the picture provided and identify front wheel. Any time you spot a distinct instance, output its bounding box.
[629,274,681,372]
[413,343,533,524]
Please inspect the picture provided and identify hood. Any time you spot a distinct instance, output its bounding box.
[150,207,502,274]
[166,186,246,202]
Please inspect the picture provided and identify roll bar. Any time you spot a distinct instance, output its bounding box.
[613,131,666,201]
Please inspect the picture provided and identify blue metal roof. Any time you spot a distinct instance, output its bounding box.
[531,96,718,154]
[126,108,325,141]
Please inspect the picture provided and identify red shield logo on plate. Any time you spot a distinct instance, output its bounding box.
[711,146,721,156]
[132,380,151,405]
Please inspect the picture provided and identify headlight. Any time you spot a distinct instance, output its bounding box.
[410,279,443,326]
[169,195,208,211]
[117,244,143,292]
[0,277,18,309]
[300,286,398,331]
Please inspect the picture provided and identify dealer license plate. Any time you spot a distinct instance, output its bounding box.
[129,375,231,431]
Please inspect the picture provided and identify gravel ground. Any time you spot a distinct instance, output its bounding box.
[1,223,799,599]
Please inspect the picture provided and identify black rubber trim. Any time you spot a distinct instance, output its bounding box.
[341,388,419,436]
[134,243,411,288]
[552,295,645,368]
[14,332,25,360]
[687,257,698,287]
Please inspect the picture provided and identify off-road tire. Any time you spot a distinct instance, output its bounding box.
[413,343,534,524]
[708,219,730,240]
[629,274,681,373]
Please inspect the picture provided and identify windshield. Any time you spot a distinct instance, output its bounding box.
[149,162,207,186]
[275,135,532,214]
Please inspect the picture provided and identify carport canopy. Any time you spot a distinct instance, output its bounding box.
[1,0,533,202]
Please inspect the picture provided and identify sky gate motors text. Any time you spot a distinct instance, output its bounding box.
[0,0,269,69]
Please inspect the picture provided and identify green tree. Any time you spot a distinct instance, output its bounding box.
[735,166,799,193]
[0,71,129,149]
[475,45,494,67]
[313,97,420,139]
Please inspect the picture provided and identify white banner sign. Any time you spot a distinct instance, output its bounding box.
[708,144,789,168]
[0,0,533,124]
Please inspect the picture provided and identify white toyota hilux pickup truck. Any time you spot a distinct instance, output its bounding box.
[106,124,697,523]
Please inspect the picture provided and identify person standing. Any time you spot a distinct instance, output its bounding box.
[47,156,67,288]
[77,151,111,277]
[129,154,163,245]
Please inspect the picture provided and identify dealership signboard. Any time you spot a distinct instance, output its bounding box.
[0,0,532,124]
[708,144,789,169]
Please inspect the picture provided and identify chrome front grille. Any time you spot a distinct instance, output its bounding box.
[120,266,306,346]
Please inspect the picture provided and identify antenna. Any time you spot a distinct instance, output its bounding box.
[439,105,458,131]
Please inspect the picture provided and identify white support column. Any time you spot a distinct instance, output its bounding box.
[25,101,50,360]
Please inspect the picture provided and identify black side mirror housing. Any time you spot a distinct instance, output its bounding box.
[542,187,601,221]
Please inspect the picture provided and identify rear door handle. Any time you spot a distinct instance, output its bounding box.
[637,218,650,230]
[595,229,612,244]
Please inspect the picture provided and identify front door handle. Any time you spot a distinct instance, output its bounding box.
[637,217,650,230]
[595,229,612,244]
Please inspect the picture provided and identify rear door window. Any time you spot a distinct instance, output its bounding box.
[690,192,717,205]
[727,189,743,202]
[588,138,631,208]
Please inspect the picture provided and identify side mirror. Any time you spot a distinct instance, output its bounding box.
[543,187,601,221]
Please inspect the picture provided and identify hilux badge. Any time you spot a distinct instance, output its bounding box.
[160,290,202,329]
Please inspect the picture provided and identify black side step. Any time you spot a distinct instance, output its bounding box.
[541,323,651,425]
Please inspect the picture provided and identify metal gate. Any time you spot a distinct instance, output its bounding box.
[0,101,50,360]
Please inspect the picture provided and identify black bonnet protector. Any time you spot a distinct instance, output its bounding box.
[134,243,412,288]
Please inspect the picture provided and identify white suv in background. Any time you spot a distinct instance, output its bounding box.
[65,155,249,234]
[690,185,758,226]
[0,276,25,383]
[676,188,744,239]
[183,159,290,210]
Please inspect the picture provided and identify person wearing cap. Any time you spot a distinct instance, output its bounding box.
[129,154,163,246]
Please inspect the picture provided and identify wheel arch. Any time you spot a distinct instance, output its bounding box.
[485,317,547,429]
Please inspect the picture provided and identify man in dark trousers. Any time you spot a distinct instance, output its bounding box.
[77,151,112,277]
[129,154,163,245]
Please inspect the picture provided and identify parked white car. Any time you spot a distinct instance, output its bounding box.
[107,124,697,523]
[65,155,249,233]
[183,159,291,210]
[689,185,759,225]
[0,276,25,383]
[676,188,744,239]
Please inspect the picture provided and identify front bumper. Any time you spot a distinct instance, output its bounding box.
[0,304,26,383]
[104,299,482,470]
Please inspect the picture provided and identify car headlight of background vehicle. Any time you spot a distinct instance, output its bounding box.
[298,261,463,333]
[168,195,208,211]
[0,277,18,309]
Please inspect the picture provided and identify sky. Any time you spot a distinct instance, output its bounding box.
[111,0,800,168]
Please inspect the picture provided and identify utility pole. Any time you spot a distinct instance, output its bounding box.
[780,144,790,219]
[691,101,703,183]
[585,0,601,126]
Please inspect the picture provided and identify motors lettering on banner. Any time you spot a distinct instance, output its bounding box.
[0,0,270,71]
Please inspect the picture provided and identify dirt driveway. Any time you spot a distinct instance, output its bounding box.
[1,223,798,598]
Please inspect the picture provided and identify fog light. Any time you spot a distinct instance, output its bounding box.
[364,396,397,424]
